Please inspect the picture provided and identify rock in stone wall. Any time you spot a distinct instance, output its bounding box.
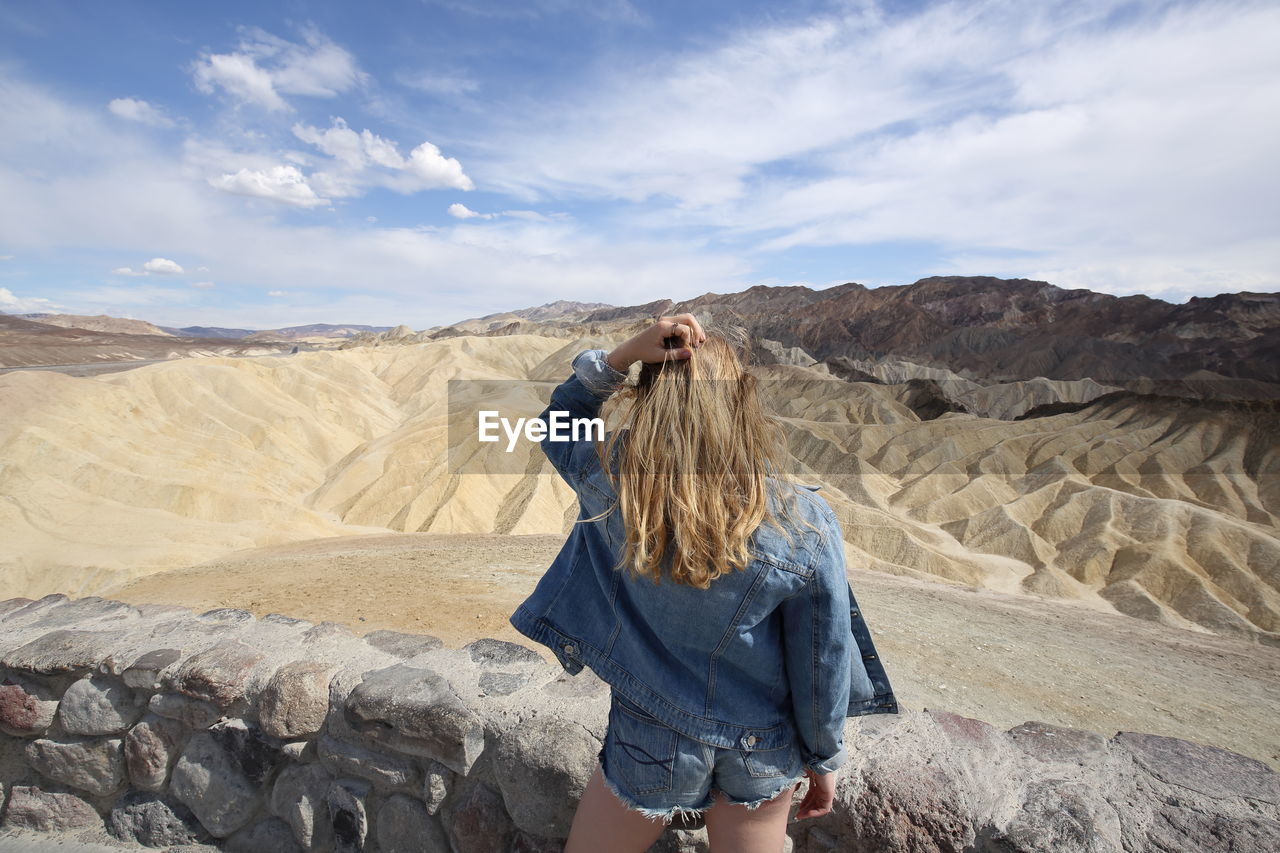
[0,593,1276,852]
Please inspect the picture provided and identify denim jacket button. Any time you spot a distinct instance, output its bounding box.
[563,644,577,656]
[743,734,758,748]
[850,610,860,618]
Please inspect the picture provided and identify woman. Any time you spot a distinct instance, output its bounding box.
[510,314,898,852]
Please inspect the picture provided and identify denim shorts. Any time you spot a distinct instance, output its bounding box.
[598,690,806,823]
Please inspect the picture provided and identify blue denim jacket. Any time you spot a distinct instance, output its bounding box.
[510,349,899,772]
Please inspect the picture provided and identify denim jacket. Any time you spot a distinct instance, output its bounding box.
[510,349,898,772]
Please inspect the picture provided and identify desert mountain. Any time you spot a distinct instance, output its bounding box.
[159,325,260,340]
[426,300,612,336]
[18,312,175,337]
[618,277,1279,385]
[153,323,395,341]
[432,278,1280,411]
[1,328,1275,646]
[0,313,294,369]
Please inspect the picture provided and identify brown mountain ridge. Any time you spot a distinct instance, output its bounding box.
[432,277,1278,394]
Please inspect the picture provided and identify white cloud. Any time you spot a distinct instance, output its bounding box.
[448,203,493,220]
[422,0,643,24]
[293,118,474,196]
[191,280,216,289]
[60,284,199,308]
[112,257,185,276]
[404,141,473,190]
[4,3,1277,327]
[193,52,285,111]
[0,286,61,313]
[190,27,365,112]
[208,165,329,208]
[395,69,480,97]
[107,97,175,127]
[501,209,551,221]
[267,290,290,297]
[144,257,184,275]
[0,77,742,321]
[448,203,548,221]
[481,0,1280,294]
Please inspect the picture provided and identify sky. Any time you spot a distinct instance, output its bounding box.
[0,0,1277,330]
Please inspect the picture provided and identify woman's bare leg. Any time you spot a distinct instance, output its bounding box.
[703,782,799,853]
[565,763,669,853]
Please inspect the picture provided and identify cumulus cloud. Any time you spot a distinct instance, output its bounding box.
[0,75,746,322]
[107,97,175,127]
[191,281,216,289]
[144,257,184,275]
[0,287,61,313]
[293,117,474,195]
[208,165,329,207]
[191,27,365,111]
[112,257,185,276]
[448,203,493,220]
[404,141,473,190]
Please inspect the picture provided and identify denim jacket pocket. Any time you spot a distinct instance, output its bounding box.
[742,744,803,779]
[608,697,679,795]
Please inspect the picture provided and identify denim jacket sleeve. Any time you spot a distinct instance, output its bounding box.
[780,509,854,773]
[539,349,627,489]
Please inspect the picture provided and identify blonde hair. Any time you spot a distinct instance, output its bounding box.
[588,325,815,588]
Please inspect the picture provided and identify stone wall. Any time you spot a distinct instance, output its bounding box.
[1,594,1277,852]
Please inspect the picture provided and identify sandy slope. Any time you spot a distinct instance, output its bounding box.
[107,532,1280,772]
[1,336,1277,645]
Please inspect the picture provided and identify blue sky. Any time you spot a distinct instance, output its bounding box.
[0,0,1277,329]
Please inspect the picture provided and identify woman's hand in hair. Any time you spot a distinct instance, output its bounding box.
[605,313,706,372]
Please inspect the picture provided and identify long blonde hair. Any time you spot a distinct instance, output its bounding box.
[589,326,812,588]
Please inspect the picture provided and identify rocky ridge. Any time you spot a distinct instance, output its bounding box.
[427,278,1280,401]
[17,314,175,338]
[1,595,1277,852]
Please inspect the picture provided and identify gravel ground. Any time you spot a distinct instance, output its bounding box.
[0,833,210,851]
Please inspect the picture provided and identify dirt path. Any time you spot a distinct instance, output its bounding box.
[107,532,1280,771]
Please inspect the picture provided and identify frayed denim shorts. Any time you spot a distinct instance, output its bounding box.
[599,690,806,823]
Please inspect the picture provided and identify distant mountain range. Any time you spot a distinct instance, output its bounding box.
[7,279,1279,393]
[435,277,1280,392]
[10,314,394,341]
[17,312,177,337]
[426,300,611,335]
[159,323,396,340]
